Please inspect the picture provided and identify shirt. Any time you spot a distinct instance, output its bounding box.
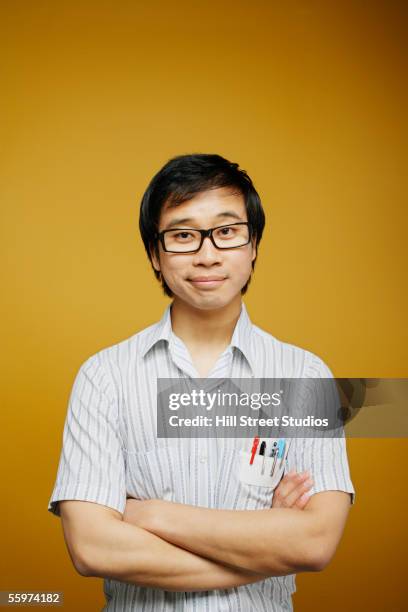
[48,303,355,612]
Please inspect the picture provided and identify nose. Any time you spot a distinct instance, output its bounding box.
[192,235,222,266]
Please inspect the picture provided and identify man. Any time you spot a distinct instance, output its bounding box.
[48,154,354,611]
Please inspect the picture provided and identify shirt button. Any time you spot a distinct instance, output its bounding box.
[199,454,207,463]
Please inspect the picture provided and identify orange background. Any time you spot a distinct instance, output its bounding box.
[1,1,407,610]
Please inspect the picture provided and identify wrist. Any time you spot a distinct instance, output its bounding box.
[143,498,163,532]
[123,498,161,531]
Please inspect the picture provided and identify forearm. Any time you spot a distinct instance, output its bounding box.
[137,500,323,575]
[80,514,270,591]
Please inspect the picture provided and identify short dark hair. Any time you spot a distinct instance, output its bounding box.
[139,153,265,297]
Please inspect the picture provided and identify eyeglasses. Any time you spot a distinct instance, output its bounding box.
[156,222,252,253]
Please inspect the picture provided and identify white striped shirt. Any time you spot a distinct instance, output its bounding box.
[48,302,354,611]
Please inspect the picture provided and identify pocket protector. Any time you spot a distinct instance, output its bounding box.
[238,439,291,488]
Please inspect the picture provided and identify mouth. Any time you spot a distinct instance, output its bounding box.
[188,276,227,289]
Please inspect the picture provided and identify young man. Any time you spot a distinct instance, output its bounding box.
[48,154,354,611]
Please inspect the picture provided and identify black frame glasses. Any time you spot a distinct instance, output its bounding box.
[155,222,252,253]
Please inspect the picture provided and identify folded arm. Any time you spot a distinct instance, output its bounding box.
[58,470,322,590]
[127,491,351,575]
[59,500,270,592]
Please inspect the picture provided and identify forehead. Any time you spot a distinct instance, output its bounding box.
[159,187,247,229]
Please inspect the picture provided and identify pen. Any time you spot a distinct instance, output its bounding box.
[280,439,292,469]
[249,436,260,465]
[278,439,286,469]
[269,441,278,476]
[259,440,266,474]
[270,451,277,476]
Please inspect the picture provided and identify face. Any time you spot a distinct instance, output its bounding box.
[151,187,257,311]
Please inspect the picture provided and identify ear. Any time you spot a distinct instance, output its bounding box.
[150,244,161,272]
[251,237,257,263]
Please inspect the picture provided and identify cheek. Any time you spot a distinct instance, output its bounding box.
[160,256,187,282]
[230,252,254,277]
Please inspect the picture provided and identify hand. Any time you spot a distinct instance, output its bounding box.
[271,471,314,510]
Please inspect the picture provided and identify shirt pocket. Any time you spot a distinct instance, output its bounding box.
[239,449,286,488]
[123,444,187,503]
[234,449,286,510]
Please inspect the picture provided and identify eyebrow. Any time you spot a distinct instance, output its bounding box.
[164,211,244,230]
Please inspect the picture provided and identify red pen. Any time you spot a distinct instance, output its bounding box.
[249,436,260,465]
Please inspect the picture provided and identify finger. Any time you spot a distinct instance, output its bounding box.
[279,470,308,488]
[295,491,312,510]
[272,472,309,508]
[275,471,310,501]
[279,470,297,483]
[284,478,314,508]
[270,473,291,507]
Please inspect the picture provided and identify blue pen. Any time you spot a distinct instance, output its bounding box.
[278,439,286,469]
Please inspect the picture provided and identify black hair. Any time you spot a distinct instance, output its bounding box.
[139,153,265,297]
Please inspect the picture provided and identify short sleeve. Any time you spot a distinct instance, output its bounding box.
[287,354,355,504]
[48,355,126,517]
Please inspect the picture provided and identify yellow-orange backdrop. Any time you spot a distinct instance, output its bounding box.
[1,1,407,610]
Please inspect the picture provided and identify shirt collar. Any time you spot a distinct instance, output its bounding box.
[229,302,255,375]
[141,301,255,374]
[141,304,173,358]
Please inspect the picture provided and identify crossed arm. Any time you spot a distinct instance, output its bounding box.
[59,472,351,592]
[122,490,350,576]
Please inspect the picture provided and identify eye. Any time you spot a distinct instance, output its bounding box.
[216,226,236,238]
[174,231,194,241]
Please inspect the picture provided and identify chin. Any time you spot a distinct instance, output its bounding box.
[188,292,236,311]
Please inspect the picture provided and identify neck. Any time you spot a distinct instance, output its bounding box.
[170,295,242,350]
